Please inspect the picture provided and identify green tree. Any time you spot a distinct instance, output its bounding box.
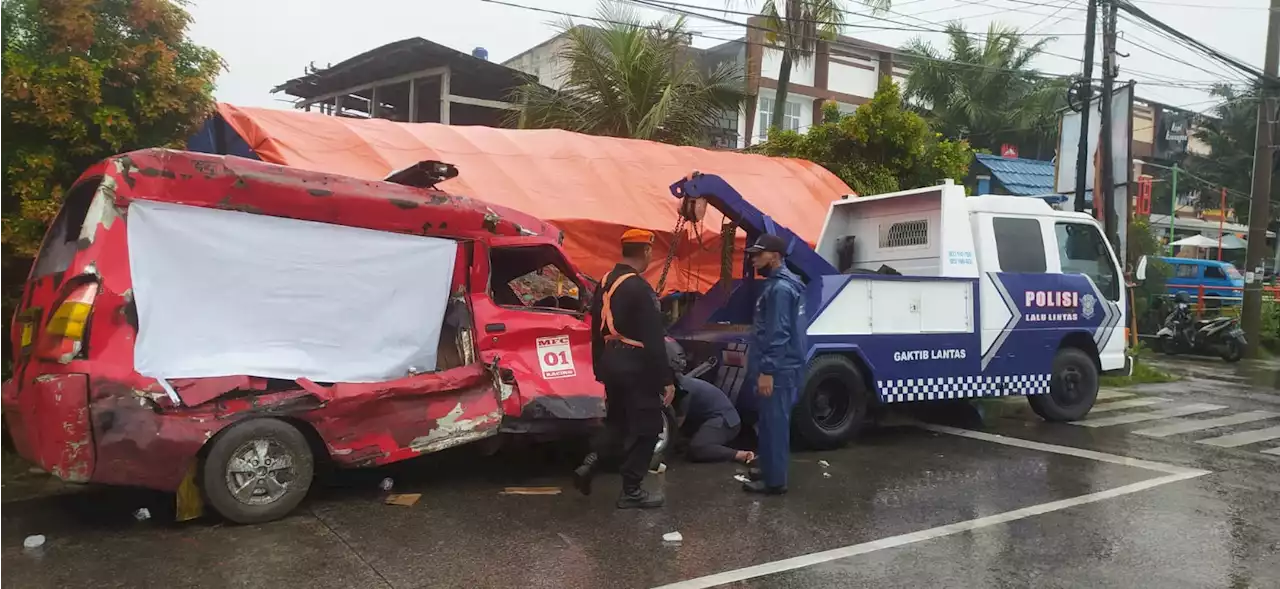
[2,0,222,372]
[901,22,1067,159]
[754,77,973,195]
[509,4,745,145]
[751,0,890,133]
[1180,84,1280,222]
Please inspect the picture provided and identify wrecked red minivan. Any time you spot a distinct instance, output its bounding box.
[3,149,631,523]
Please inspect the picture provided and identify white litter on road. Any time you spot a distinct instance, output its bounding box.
[23,535,45,549]
[380,478,395,491]
[818,460,830,468]
[133,508,151,521]
[733,474,750,483]
[663,532,683,544]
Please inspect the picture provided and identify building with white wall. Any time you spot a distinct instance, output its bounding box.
[502,19,908,150]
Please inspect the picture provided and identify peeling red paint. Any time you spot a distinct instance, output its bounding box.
[3,149,606,494]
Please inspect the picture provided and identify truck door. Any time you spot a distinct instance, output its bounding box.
[471,241,605,420]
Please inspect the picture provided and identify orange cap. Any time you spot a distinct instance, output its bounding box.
[620,229,655,244]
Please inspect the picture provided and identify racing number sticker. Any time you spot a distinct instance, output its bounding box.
[536,335,577,379]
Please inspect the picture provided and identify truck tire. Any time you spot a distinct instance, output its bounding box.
[793,355,870,450]
[1028,348,1099,422]
[202,418,315,524]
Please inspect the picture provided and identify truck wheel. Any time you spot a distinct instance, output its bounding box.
[793,355,870,450]
[651,407,676,470]
[202,418,314,524]
[1028,348,1099,422]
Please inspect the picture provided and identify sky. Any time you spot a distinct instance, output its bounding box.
[185,0,1274,114]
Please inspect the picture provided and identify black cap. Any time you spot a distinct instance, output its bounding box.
[745,233,787,255]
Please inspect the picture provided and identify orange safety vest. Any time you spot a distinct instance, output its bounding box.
[600,273,644,348]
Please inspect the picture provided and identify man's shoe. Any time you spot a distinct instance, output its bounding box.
[742,479,787,495]
[572,453,598,496]
[746,466,762,481]
[616,488,665,509]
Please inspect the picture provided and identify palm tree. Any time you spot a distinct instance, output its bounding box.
[754,0,889,133]
[902,22,1067,159]
[508,4,745,145]
[1182,84,1279,216]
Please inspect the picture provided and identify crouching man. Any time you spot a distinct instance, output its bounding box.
[665,339,754,465]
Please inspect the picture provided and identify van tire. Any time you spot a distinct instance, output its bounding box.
[202,418,314,524]
[1028,348,1099,422]
[793,355,870,450]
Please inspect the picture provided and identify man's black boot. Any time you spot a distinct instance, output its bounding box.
[742,479,787,495]
[616,487,665,509]
[573,452,599,496]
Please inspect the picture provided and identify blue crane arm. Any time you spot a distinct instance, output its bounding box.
[669,172,837,283]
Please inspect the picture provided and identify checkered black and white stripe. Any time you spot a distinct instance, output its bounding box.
[876,374,1052,403]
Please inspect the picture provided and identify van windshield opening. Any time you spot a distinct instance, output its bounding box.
[31,179,100,279]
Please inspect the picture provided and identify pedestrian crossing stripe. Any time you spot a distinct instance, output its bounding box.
[876,374,1051,403]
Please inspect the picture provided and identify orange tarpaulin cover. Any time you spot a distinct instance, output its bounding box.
[216,104,852,293]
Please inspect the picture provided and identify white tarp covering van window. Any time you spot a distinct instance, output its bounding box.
[127,200,457,382]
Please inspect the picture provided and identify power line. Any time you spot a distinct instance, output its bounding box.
[1115,0,1277,83]
[630,0,1088,36]
[1025,0,1085,35]
[1130,0,1278,10]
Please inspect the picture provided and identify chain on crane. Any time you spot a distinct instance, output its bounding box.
[654,214,688,295]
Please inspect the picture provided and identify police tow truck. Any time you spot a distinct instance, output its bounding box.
[666,173,1127,449]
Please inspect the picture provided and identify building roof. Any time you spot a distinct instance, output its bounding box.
[273,37,534,101]
[973,153,1058,196]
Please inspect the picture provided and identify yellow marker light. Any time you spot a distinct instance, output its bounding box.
[46,301,92,340]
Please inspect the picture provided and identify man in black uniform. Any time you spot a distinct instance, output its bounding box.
[573,228,674,509]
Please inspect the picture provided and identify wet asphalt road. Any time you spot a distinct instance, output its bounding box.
[3,356,1278,589]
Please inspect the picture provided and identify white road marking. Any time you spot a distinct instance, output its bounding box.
[1261,447,1280,456]
[651,426,1210,589]
[1132,411,1279,438]
[1075,404,1227,428]
[921,425,1206,475]
[1196,425,1280,448]
[1088,398,1169,413]
[1096,390,1137,401]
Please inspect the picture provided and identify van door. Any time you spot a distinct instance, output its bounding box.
[470,242,605,421]
[1166,260,1200,299]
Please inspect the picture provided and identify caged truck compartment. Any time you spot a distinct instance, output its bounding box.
[668,174,1127,449]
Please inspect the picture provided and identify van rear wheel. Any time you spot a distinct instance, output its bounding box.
[203,418,314,524]
[1028,348,1099,422]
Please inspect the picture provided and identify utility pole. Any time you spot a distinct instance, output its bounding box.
[1075,0,1099,213]
[1168,163,1178,256]
[1098,0,1120,253]
[1242,0,1280,357]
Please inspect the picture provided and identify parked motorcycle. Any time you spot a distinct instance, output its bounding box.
[1156,293,1247,362]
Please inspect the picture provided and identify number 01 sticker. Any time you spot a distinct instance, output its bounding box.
[535,335,577,379]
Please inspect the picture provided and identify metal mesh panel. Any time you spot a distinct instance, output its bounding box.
[879,219,929,248]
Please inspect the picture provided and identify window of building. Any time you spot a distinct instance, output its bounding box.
[879,219,928,248]
[992,217,1047,273]
[1054,222,1120,301]
[758,96,801,137]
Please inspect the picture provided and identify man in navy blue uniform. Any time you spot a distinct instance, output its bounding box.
[742,233,806,495]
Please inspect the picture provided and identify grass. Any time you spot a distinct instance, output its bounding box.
[1100,358,1178,388]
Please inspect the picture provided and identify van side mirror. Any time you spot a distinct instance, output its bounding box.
[1136,256,1149,282]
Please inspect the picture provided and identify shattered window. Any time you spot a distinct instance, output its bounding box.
[508,265,581,309]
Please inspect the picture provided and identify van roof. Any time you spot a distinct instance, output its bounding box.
[1158,257,1232,266]
[90,149,561,245]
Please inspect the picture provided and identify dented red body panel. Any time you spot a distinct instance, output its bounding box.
[3,149,605,492]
